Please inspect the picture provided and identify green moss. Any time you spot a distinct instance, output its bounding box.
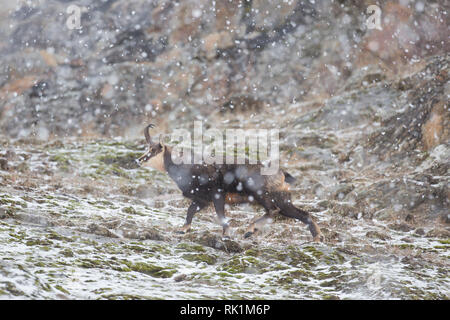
[98,152,141,169]
[215,272,233,278]
[244,248,260,257]
[123,261,176,278]
[102,294,154,300]
[322,294,340,300]
[2,207,18,216]
[61,249,74,257]
[320,279,339,287]
[316,271,341,280]
[47,231,74,242]
[49,154,71,171]
[289,269,314,281]
[4,282,25,296]
[148,244,170,255]
[26,239,53,246]
[40,283,52,292]
[54,285,70,295]
[124,245,146,253]
[220,256,269,274]
[0,197,27,208]
[99,200,115,207]
[34,262,46,267]
[286,247,317,268]
[350,257,363,266]
[276,276,294,285]
[324,252,346,265]
[121,206,144,216]
[182,253,217,265]
[304,246,324,259]
[176,243,206,253]
[395,244,415,250]
[79,258,103,269]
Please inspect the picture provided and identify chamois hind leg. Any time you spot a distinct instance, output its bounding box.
[273,192,324,242]
[283,207,323,242]
[244,212,275,238]
[244,192,278,238]
[176,200,207,234]
[212,192,230,239]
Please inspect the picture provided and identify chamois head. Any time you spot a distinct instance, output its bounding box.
[137,124,165,172]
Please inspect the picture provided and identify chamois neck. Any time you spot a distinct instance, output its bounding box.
[163,145,175,169]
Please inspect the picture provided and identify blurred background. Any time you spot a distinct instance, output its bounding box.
[0,0,448,139]
[0,0,448,300]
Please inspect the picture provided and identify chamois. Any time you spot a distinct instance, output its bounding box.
[137,124,323,242]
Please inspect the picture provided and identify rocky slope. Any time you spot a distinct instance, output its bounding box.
[0,0,448,299]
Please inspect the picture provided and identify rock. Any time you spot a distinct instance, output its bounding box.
[388,223,414,233]
[174,274,187,282]
[331,184,355,200]
[15,213,54,227]
[366,55,448,159]
[422,101,447,150]
[87,223,118,238]
[191,231,243,253]
[140,228,163,241]
[441,214,450,224]
[426,228,450,239]
[414,228,425,236]
[202,32,234,59]
[321,228,342,242]
[222,239,244,253]
[5,150,17,160]
[220,95,265,113]
[250,0,298,31]
[0,158,9,171]
[0,1,447,139]
[0,207,7,219]
[404,214,416,224]
[331,202,359,218]
[317,200,331,209]
[366,230,391,241]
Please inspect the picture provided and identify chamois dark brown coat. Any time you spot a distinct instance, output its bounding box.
[138,124,323,242]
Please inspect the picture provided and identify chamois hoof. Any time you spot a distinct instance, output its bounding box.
[175,225,191,234]
[244,227,258,239]
[244,231,254,239]
[313,233,324,243]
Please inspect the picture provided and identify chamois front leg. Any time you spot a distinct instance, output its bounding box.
[212,192,230,239]
[176,201,206,234]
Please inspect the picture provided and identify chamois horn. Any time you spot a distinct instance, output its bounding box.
[144,124,155,145]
